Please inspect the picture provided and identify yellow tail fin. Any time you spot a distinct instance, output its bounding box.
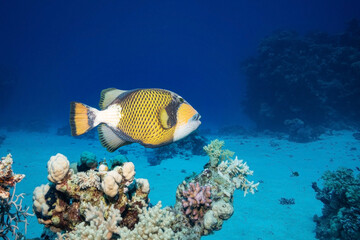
[70,102,94,136]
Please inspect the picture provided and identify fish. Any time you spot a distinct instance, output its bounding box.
[70,88,201,152]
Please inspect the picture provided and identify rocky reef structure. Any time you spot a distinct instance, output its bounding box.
[147,132,207,166]
[33,139,258,239]
[312,167,360,240]
[0,154,33,239]
[242,19,360,133]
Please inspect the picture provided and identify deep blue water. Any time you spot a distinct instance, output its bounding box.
[1,0,359,129]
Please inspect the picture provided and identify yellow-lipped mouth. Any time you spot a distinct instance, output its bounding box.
[177,103,199,126]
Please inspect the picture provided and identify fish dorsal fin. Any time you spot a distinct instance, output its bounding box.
[99,88,126,110]
[159,107,172,129]
[98,124,131,152]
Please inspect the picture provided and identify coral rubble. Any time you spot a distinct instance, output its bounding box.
[312,167,360,240]
[243,20,360,132]
[33,140,258,239]
[0,154,33,239]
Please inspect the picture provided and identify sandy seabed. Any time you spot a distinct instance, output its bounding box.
[0,128,359,240]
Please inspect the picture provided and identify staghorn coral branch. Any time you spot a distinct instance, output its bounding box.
[0,184,34,239]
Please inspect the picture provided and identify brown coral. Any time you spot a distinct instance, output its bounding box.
[181,182,212,223]
[0,154,25,199]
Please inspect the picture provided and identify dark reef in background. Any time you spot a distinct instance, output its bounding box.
[146,132,208,166]
[57,124,97,140]
[242,19,360,135]
[312,168,360,240]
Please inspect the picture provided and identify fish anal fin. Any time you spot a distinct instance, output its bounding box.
[98,124,131,152]
[99,88,127,110]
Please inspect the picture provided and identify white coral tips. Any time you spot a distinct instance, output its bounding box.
[47,153,70,184]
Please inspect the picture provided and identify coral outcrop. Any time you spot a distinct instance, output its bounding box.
[0,154,25,199]
[33,139,258,239]
[243,19,360,132]
[47,154,71,184]
[33,153,150,234]
[312,167,360,240]
[0,154,33,239]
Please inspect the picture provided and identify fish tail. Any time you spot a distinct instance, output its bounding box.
[70,102,98,136]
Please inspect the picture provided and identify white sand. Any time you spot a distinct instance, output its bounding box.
[0,129,359,239]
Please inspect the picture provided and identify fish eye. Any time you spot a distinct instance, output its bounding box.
[179,97,184,103]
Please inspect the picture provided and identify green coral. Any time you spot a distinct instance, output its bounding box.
[313,167,360,240]
[78,151,98,171]
[322,167,360,204]
[203,140,234,168]
[109,155,128,169]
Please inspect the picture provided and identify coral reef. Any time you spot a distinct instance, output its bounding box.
[243,19,360,131]
[284,118,322,143]
[74,151,98,173]
[33,153,150,234]
[147,132,207,166]
[47,154,70,184]
[312,167,360,240]
[33,140,258,239]
[181,182,212,223]
[108,155,128,169]
[0,154,25,199]
[0,154,33,239]
[353,132,360,140]
[203,139,234,168]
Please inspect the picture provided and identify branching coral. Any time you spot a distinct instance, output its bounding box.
[64,202,122,240]
[34,139,258,239]
[312,167,360,240]
[0,154,33,240]
[72,170,101,190]
[175,139,258,235]
[181,182,212,222]
[203,139,234,167]
[120,201,201,240]
[217,156,259,196]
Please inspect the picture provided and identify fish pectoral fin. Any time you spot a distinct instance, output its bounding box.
[98,124,131,152]
[99,88,127,109]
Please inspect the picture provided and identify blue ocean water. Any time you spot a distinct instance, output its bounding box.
[0,1,360,239]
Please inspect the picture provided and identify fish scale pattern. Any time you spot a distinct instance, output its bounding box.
[118,89,176,146]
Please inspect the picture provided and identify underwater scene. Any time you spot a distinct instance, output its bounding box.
[1,1,360,240]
